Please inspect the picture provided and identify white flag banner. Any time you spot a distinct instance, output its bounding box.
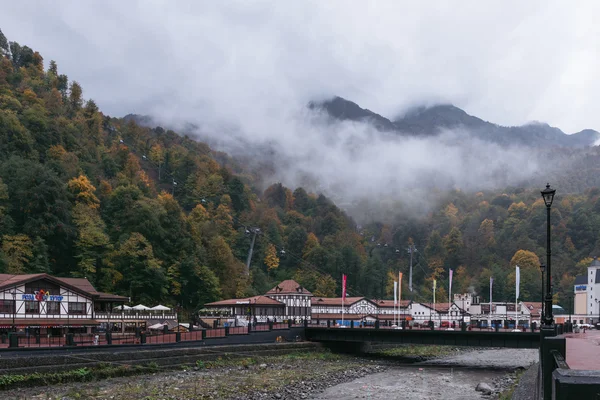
[515,265,520,300]
[394,281,398,305]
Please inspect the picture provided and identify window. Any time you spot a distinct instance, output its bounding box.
[46,301,61,315]
[0,300,15,314]
[25,301,39,314]
[68,302,86,315]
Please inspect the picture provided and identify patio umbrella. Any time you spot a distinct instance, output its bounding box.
[151,305,171,311]
[113,305,132,310]
[132,304,150,310]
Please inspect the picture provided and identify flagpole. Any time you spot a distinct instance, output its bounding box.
[393,281,398,326]
[399,272,403,327]
[489,277,493,330]
[515,265,520,331]
[341,274,345,327]
[448,269,453,327]
[433,280,436,329]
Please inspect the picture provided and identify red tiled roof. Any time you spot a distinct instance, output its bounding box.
[0,273,46,288]
[419,302,466,313]
[374,299,411,308]
[521,302,542,317]
[266,280,312,295]
[312,297,365,306]
[0,274,128,301]
[204,296,285,307]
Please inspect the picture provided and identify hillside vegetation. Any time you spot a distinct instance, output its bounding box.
[0,29,597,315]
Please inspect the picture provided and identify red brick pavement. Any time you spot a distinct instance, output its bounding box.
[565,329,600,370]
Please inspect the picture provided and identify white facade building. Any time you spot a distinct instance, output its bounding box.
[0,273,129,334]
[573,257,600,323]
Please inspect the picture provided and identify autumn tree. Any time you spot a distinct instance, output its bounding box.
[264,243,280,272]
[68,81,83,115]
[1,234,33,273]
[110,232,167,304]
[149,144,164,180]
[478,219,496,247]
[303,233,319,258]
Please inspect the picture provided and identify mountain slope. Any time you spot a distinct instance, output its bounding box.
[312,96,599,148]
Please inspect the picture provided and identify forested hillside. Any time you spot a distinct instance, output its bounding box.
[0,29,597,316]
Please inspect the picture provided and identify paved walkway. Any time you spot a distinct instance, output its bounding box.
[565,329,600,370]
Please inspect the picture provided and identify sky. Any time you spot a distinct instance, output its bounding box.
[1,1,597,216]
[2,0,599,132]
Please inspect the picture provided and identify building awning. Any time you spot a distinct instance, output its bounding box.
[0,319,99,328]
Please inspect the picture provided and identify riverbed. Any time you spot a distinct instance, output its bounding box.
[313,348,539,400]
[312,366,513,399]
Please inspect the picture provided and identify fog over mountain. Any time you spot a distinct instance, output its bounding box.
[4,1,600,217]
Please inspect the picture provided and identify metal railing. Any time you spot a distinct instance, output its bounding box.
[0,319,304,350]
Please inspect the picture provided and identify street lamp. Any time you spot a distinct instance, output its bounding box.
[541,183,556,327]
[539,264,545,326]
[568,295,572,331]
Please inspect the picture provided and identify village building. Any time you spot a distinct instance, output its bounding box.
[411,302,468,327]
[202,295,286,325]
[572,257,600,324]
[264,280,313,321]
[0,273,178,335]
[0,273,127,335]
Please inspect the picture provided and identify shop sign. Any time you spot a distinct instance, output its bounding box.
[575,285,587,291]
[21,290,63,302]
[235,301,250,304]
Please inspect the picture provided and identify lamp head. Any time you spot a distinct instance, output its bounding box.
[539,264,546,273]
[541,183,556,207]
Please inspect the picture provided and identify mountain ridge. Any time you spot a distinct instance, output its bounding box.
[312,96,599,148]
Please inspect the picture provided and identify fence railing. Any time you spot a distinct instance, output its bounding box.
[0,319,306,350]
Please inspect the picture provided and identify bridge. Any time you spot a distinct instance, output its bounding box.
[305,326,540,349]
[305,324,600,399]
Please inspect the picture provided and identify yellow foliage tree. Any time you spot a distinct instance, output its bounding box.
[67,175,99,208]
[264,244,280,271]
[303,233,319,258]
[2,234,33,274]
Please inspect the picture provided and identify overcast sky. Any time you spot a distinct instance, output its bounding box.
[2,0,600,132]
[1,1,596,215]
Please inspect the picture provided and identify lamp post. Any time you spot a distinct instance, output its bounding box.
[541,183,556,327]
[539,265,545,327]
[568,295,572,331]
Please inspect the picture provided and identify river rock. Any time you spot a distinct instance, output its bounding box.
[476,382,493,395]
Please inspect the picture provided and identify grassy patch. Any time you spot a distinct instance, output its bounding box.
[0,362,160,392]
[497,370,524,400]
[0,349,345,393]
[374,345,458,358]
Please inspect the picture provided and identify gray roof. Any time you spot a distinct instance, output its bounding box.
[574,275,587,285]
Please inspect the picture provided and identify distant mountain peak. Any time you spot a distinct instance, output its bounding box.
[309,96,397,131]
[309,96,599,148]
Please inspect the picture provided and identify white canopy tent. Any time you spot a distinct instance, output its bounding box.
[148,323,168,330]
[132,304,151,310]
[151,305,171,311]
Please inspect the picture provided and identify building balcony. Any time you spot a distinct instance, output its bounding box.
[94,311,177,321]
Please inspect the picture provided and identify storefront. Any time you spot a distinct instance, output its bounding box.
[0,273,128,334]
